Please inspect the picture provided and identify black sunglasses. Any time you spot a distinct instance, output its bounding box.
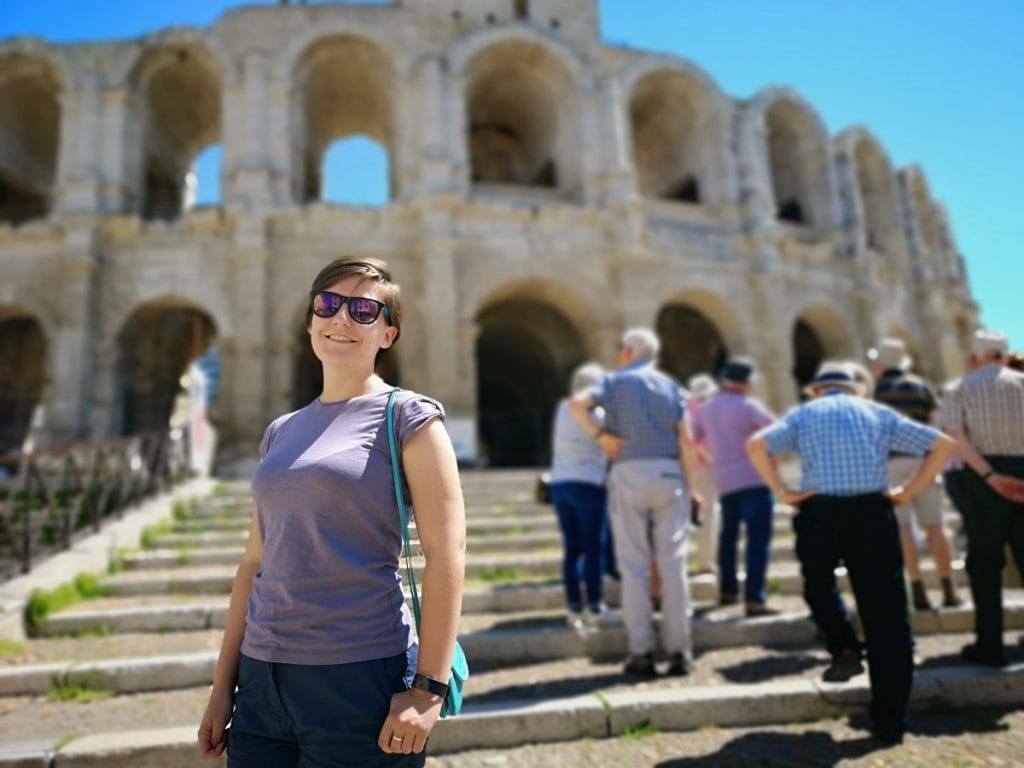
[309,290,392,325]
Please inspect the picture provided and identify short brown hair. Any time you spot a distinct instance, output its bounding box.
[306,257,402,360]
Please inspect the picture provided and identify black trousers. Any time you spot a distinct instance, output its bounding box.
[960,456,1024,656]
[795,493,913,735]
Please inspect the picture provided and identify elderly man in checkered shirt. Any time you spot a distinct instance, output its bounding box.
[938,330,1024,668]
[570,328,699,679]
[747,361,956,745]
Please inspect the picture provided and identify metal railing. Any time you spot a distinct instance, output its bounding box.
[0,428,190,579]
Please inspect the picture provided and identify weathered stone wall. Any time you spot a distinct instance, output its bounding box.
[0,0,978,466]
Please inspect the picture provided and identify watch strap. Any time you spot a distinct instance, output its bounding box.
[411,673,449,698]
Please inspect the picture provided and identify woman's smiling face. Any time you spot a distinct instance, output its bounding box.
[308,275,397,369]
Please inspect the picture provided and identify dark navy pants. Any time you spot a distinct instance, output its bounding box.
[794,493,913,737]
[227,648,424,768]
[960,457,1024,658]
[718,486,774,603]
[550,481,608,612]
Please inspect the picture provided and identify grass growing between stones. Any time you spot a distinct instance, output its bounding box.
[621,720,657,739]
[0,638,25,656]
[25,573,110,633]
[477,567,525,583]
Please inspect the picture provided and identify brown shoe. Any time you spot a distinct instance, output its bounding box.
[822,649,865,683]
[623,653,656,677]
[745,601,780,618]
[718,592,738,606]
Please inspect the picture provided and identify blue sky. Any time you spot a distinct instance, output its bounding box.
[4,0,1021,351]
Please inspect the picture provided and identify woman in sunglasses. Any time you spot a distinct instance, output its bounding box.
[198,257,466,767]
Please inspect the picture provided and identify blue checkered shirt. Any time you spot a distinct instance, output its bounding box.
[590,361,686,462]
[759,390,940,495]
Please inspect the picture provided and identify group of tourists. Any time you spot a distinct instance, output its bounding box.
[548,325,1024,745]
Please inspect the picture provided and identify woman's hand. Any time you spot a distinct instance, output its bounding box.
[377,688,443,754]
[197,687,233,758]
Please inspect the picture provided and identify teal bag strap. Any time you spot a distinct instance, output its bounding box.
[387,388,422,629]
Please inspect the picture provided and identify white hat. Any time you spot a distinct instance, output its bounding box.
[687,374,718,401]
[867,337,911,371]
[803,361,866,398]
[971,330,1008,358]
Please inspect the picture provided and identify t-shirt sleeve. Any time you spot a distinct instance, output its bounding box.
[759,407,799,456]
[889,411,941,455]
[936,383,962,432]
[258,415,287,460]
[396,393,446,449]
[746,398,775,429]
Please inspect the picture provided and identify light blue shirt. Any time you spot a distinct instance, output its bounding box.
[759,390,940,495]
[549,400,607,486]
[589,361,686,463]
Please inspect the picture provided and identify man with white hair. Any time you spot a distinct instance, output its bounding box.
[747,361,957,745]
[869,337,961,610]
[938,330,1024,667]
[570,328,698,677]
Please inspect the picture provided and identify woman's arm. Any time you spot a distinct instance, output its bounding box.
[378,417,466,755]
[197,512,263,758]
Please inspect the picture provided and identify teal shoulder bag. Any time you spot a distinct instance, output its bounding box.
[386,388,468,718]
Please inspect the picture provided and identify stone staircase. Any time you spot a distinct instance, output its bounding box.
[1,469,1023,767]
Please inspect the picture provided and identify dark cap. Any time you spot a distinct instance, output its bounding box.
[721,357,755,385]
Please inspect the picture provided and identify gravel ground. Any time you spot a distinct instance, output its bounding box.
[426,706,1024,767]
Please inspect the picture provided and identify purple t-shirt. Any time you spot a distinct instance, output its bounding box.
[690,390,775,496]
[241,389,445,665]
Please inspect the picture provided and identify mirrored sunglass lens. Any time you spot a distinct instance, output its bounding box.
[348,298,381,323]
[313,292,342,317]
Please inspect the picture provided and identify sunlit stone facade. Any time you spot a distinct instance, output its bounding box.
[0,0,977,466]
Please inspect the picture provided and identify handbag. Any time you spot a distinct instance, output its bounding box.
[386,389,468,718]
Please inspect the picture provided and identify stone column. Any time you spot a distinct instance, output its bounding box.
[223,53,275,212]
[218,215,271,459]
[98,88,136,213]
[399,55,456,196]
[53,75,103,215]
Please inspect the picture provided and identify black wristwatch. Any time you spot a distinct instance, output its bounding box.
[411,673,449,699]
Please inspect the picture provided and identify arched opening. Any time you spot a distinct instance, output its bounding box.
[0,54,60,225]
[465,40,576,194]
[656,304,728,383]
[792,319,825,399]
[853,138,898,256]
[0,315,47,454]
[294,36,393,204]
[322,135,390,206]
[291,324,402,411]
[476,298,584,467]
[134,45,222,221]
[630,70,720,205]
[115,305,216,434]
[187,143,223,209]
[765,99,830,229]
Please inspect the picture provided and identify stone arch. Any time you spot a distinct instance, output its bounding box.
[654,290,741,383]
[790,305,856,397]
[0,309,47,454]
[462,37,581,195]
[626,64,729,206]
[847,129,901,259]
[291,35,395,204]
[474,283,589,466]
[130,42,223,220]
[0,52,62,225]
[750,88,834,230]
[114,299,217,434]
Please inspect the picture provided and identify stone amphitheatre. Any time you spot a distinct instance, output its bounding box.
[0,0,977,466]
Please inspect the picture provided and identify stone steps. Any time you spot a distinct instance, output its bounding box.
[10,599,1022,697]
[1,469,1006,767]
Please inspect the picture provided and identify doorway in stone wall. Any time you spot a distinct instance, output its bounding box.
[115,305,216,434]
[656,304,729,385]
[0,315,46,454]
[475,299,584,467]
[792,319,825,399]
